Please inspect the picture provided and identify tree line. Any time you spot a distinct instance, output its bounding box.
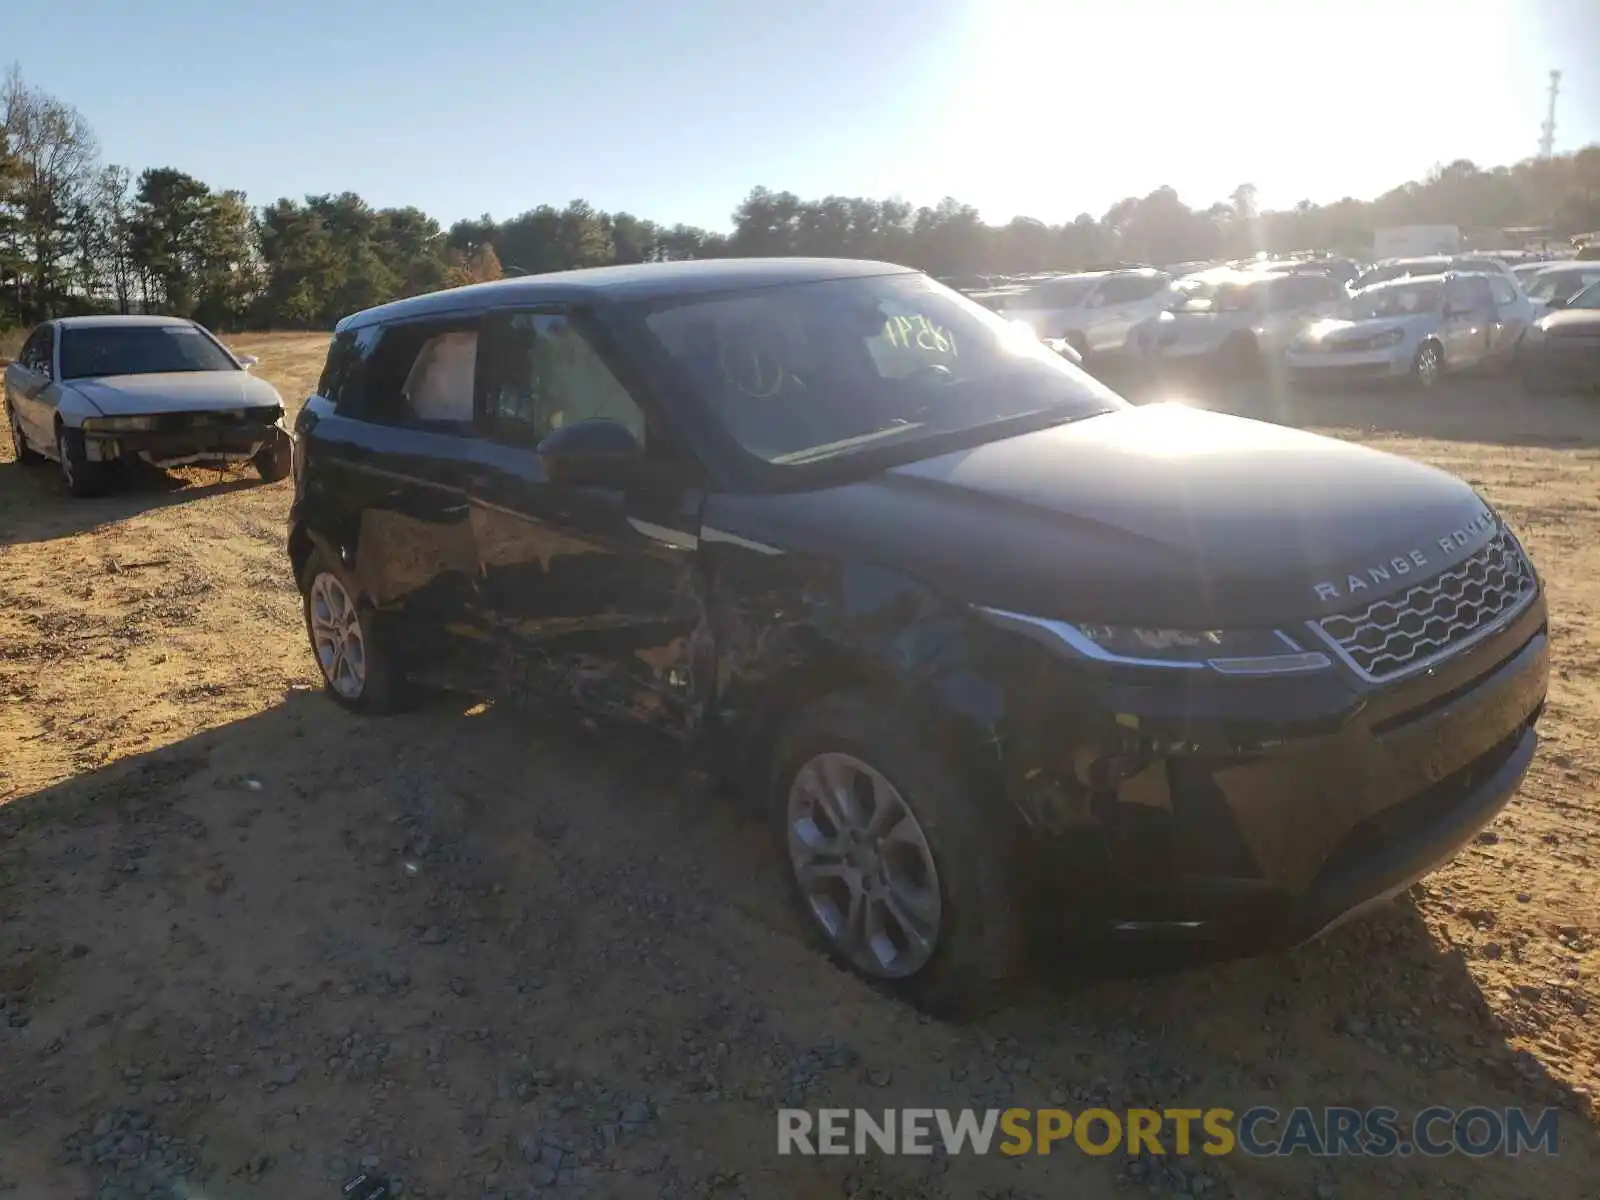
[3,64,1598,333]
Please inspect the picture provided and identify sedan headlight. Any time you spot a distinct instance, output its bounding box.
[979,608,1332,675]
[80,415,158,432]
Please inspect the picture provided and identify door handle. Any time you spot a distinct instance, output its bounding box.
[442,504,470,514]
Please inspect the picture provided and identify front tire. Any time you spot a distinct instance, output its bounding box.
[299,548,403,713]
[253,428,292,481]
[56,427,112,497]
[771,692,1023,1019]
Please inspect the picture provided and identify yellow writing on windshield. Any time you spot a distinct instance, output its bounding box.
[881,313,958,356]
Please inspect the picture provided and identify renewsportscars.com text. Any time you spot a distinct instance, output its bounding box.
[777,1106,1560,1158]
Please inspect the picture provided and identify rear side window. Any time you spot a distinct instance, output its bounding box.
[476,310,645,448]
[19,327,53,376]
[1489,277,1518,306]
[316,328,375,409]
[342,319,480,428]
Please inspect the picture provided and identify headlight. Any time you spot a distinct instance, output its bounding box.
[978,608,1332,675]
[80,415,157,432]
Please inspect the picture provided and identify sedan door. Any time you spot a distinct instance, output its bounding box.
[463,306,709,732]
[1482,276,1524,361]
[1441,277,1495,369]
[5,325,59,449]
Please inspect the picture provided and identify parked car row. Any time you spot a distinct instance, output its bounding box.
[968,252,1599,392]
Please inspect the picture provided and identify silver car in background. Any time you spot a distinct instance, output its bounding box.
[1147,269,1346,373]
[4,315,291,497]
[986,268,1174,360]
[1285,273,1527,388]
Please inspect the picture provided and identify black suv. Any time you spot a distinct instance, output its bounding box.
[288,258,1548,1015]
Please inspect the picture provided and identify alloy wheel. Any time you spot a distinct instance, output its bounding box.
[785,751,943,979]
[308,572,367,699]
[1415,344,1442,387]
[57,431,75,488]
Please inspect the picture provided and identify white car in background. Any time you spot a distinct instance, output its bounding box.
[1147,268,1347,373]
[4,315,291,497]
[987,268,1174,359]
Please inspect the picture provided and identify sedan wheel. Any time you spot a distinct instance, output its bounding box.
[308,571,367,700]
[785,751,943,980]
[1413,342,1443,388]
[8,405,43,464]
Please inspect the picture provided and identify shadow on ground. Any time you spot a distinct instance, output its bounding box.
[0,456,270,544]
[0,690,1594,1198]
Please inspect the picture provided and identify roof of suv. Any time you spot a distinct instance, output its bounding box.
[336,257,915,331]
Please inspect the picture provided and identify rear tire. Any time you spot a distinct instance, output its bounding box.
[770,692,1024,1019]
[56,426,112,497]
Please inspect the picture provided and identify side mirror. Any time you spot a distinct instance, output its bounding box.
[237,354,260,369]
[535,417,642,486]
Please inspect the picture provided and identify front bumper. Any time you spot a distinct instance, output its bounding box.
[1285,345,1410,383]
[84,420,287,466]
[991,588,1548,946]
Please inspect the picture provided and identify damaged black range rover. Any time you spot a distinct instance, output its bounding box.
[288,259,1547,1015]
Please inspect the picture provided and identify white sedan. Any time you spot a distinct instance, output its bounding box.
[4,315,291,497]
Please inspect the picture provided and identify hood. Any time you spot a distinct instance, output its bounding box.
[1536,308,1600,339]
[1301,314,1435,344]
[706,403,1498,627]
[67,371,283,415]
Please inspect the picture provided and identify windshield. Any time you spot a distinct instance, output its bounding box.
[638,273,1124,466]
[1569,281,1600,310]
[60,324,237,380]
[1339,280,1444,319]
[1526,270,1595,303]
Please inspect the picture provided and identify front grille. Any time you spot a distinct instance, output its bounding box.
[1313,531,1536,680]
[148,406,281,432]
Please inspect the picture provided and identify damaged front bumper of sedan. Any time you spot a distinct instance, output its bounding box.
[971,557,1547,950]
[80,406,287,468]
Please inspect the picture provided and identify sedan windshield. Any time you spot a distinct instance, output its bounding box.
[60,324,238,380]
[1340,280,1444,319]
[1568,282,1600,310]
[1526,270,1600,304]
[638,273,1125,466]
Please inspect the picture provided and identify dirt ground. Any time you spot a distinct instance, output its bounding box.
[1,333,1597,1200]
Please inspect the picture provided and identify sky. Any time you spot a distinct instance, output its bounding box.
[12,0,1600,233]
